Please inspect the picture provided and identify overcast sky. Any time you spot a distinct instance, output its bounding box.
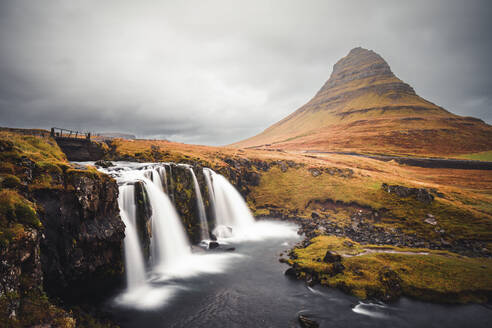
[0,0,491,145]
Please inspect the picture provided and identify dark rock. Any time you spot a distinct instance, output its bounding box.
[209,241,220,249]
[378,266,403,302]
[169,163,205,244]
[331,262,345,275]
[225,247,236,252]
[54,138,107,161]
[32,171,125,302]
[94,160,113,168]
[280,161,288,172]
[0,228,42,319]
[343,240,354,248]
[298,315,319,328]
[210,234,217,241]
[381,183,434,204]
[134,180,153,261]
[322,250,342,263]
[245,171,261,186]
[284,267,297,278]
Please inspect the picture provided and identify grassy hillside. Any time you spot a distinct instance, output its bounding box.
[108,137,492,302]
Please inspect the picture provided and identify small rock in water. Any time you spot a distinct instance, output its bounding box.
[298,315,319,328]
[209,241,220,249]
[94,160,114,168]
[225,247,235,252]
[210,233,217,241]
[284,268,297,278]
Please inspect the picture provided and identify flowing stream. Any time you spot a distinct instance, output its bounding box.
[90,162,491,328]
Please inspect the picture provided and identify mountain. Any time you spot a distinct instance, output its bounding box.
[232,47,492,156]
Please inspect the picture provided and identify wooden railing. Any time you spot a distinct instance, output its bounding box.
[50,127,91,140]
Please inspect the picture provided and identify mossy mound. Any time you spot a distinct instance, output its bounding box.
[291,235,492,303]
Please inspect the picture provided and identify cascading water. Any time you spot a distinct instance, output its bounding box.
[203,168,216,222]
[92,161,297,311]
[118,183,147,290]
[151,169,165,193]
[187,167,210,241]
[142,176,192,270]
[206,169,255,238]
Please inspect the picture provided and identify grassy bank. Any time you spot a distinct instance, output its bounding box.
[290,235,492,303]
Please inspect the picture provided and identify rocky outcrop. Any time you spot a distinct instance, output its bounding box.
[54,138,107,161]
[381,183,434,204]
[32,170,125,302]
[0,228,42,319]
[0,130,125,325]
[135,180,152,261]
[298,314,319,328]
[164,164,210,244]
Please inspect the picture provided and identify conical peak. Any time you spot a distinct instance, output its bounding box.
[319,47,396,93]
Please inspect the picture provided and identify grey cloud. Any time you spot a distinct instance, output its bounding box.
[0,0,490,145]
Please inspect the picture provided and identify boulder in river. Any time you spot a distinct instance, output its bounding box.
[94,160,114,168]
[298,314,319,328]
[209,241,220,249]
[284,267,297,278]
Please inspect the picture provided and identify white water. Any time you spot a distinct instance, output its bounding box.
[151,169,165,193]
[203,168,216,224]
[90,162,298,310]
[118,184,147,289]
[143,177,192,270]
[208,170,255,238]
[352,302,389,319]
[188,167,210,241]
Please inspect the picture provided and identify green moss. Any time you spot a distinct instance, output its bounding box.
[457,151,492,162]
[0,174,21,189]
[0,190,42,248]
[250,166,492,244]
[16,289,75,328]
[292,235,492,303]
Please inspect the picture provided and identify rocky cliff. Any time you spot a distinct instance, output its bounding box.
[0,130,125,326]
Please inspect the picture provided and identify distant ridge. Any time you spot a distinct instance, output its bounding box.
[97,132,136,140]
[232,47,492,156]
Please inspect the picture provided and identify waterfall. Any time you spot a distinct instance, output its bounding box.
[151,169,165,193]
[118,183,147,290]
[207,169,255,238]
[187,167,210,241]
[203,168,216,223]
[142,177,192,270]
[159,165,169,194]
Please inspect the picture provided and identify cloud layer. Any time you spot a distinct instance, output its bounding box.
[1,0,491,145]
